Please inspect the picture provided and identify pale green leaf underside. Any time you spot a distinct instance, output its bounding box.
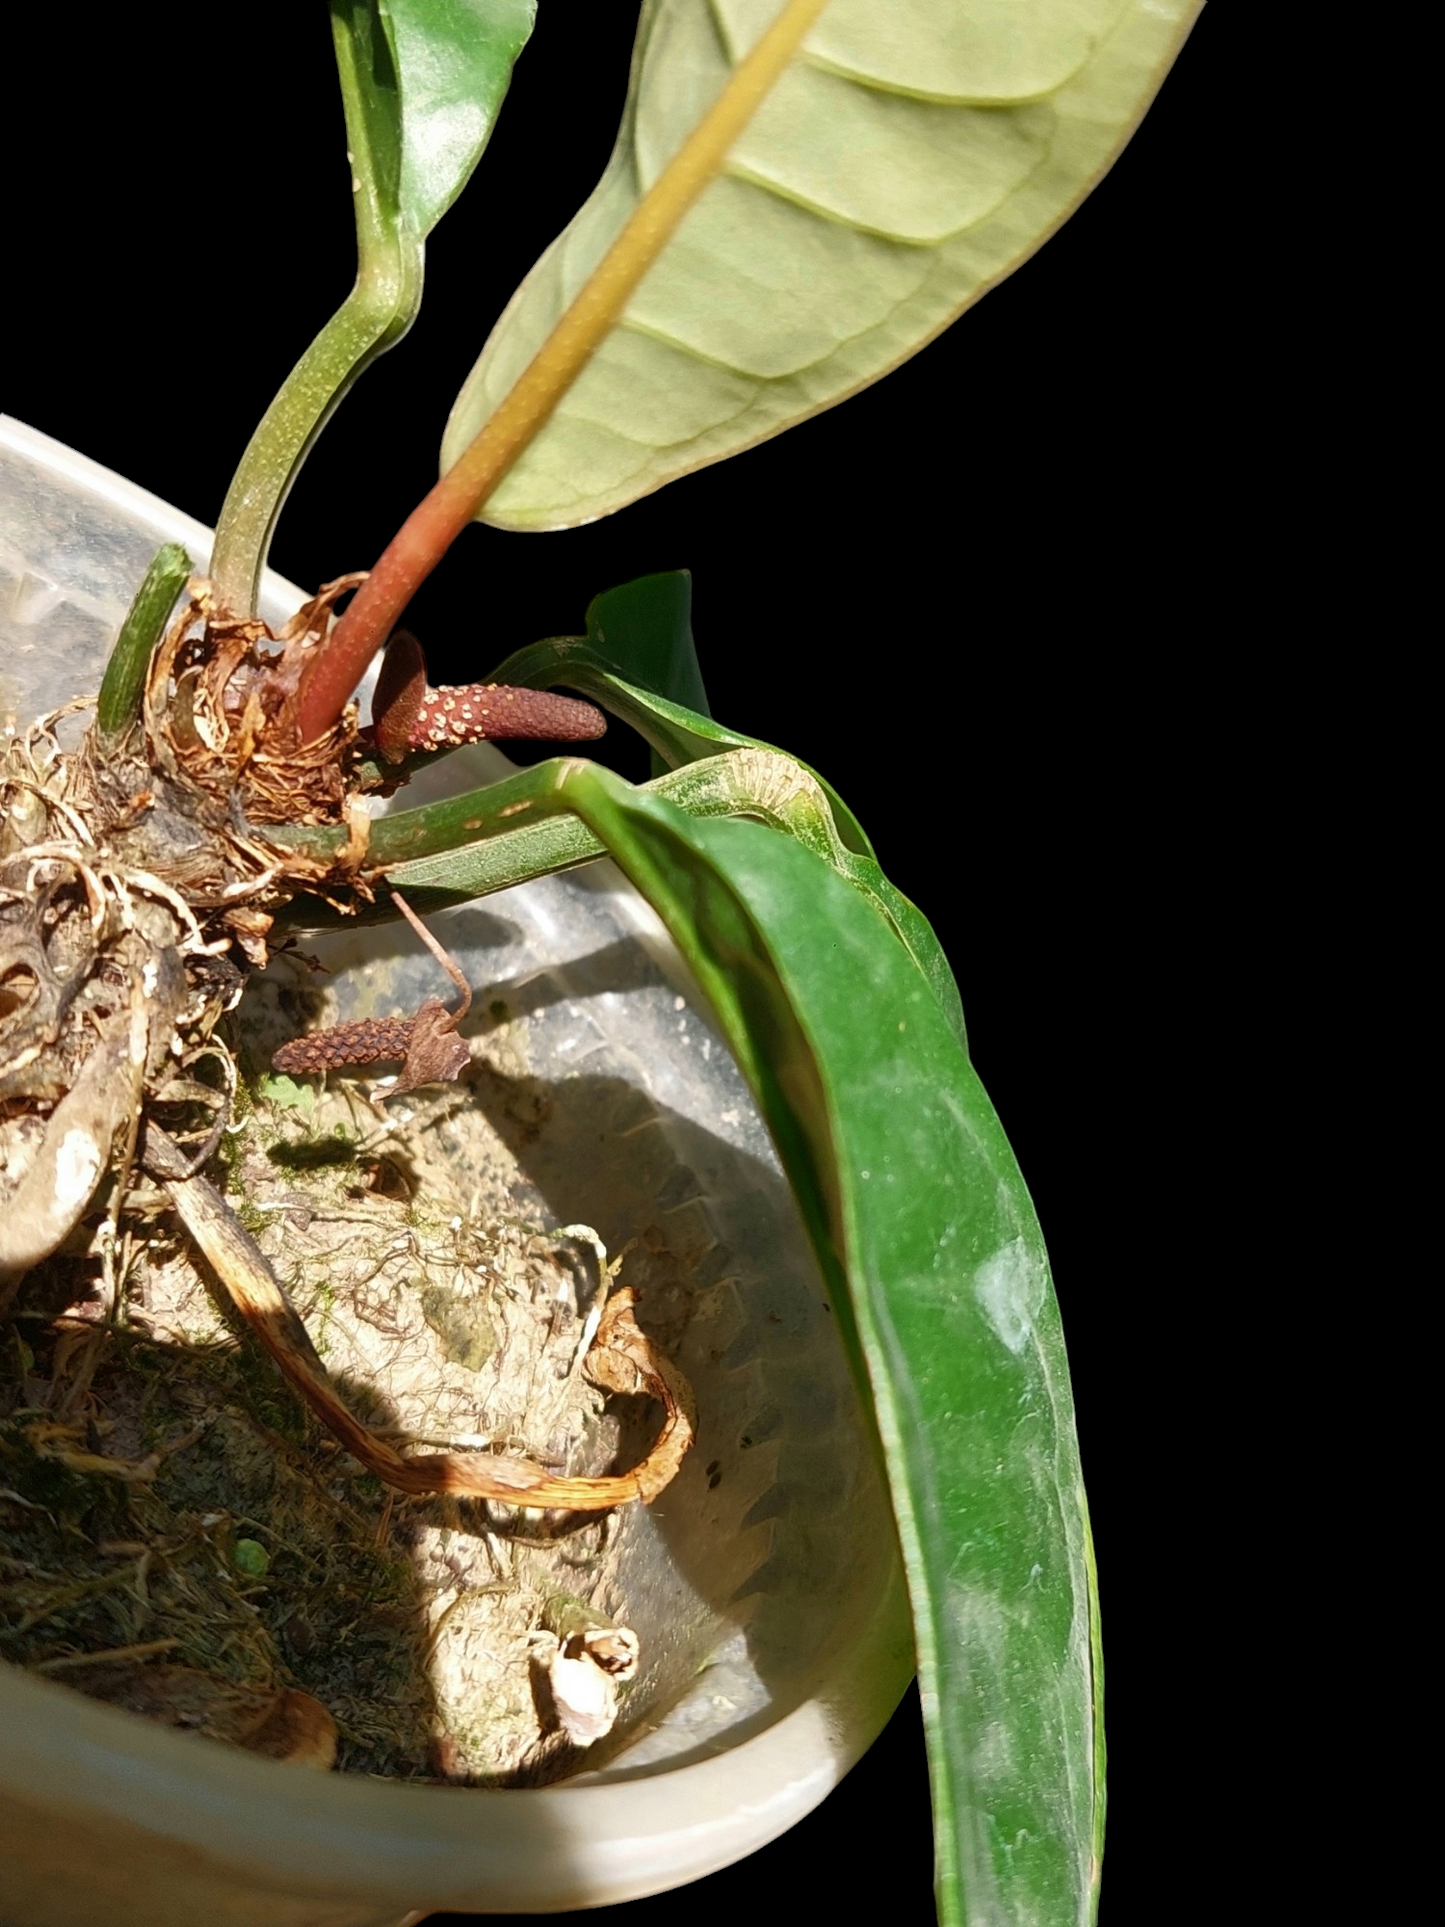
[443,0,1200,530]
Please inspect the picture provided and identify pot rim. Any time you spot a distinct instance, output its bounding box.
[1,1563,911,1913]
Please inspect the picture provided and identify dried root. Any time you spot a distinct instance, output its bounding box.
[1,580,383,1294]
[147,1122,693,1510]
[2,693,695,1502]
[2,709,239,1295]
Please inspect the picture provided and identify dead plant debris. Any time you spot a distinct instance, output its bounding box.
[2,597,702,1788]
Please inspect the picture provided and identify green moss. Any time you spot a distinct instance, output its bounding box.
[419,1282,496,1371]
[233,1197,268,1237]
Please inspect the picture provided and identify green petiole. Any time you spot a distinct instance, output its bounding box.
[271,747,962,1046]
[95,543,192,742]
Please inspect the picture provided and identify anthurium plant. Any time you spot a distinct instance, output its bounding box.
[0,4,1202,1922]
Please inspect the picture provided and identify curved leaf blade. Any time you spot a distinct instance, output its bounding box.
[484,584,975,1035]
[484,570,876,857]
[95,543,192,742]
[558,763,1102,1927]
[444,0,1200,530]
[490,637,887,857]
[587,569,711,721]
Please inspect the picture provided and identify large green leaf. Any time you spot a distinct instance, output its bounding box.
[212,0,535,610]
[443,0,1200,529]
[553,763,1102,1927]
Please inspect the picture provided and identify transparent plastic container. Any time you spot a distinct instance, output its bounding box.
[0,417,911,1926]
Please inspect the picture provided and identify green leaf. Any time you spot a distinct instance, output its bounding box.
[555,763,1102,1927]
[485,570,876,857]
[443,0,1199,530]
[384,0,538,235]
[583,570,708,780]
[212,0,535,612]
[587,570,710,721]
[255,1073,316,1114]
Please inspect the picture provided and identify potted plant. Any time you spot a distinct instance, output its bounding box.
[0,7,1202,1919]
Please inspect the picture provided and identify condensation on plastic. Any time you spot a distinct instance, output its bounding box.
[0,417,911,1926]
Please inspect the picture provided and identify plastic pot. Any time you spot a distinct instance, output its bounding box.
[0,417,912,1927]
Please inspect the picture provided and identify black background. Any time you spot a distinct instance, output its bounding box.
[3,6,1229,1920]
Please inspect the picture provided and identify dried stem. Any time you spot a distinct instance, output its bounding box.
[388,884,471,1017]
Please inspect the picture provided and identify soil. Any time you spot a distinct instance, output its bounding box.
[0,995,658,1786]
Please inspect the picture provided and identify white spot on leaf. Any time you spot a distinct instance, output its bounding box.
[975,1237,1046,1355]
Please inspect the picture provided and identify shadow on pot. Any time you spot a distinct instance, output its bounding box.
[236,861,899,1785]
